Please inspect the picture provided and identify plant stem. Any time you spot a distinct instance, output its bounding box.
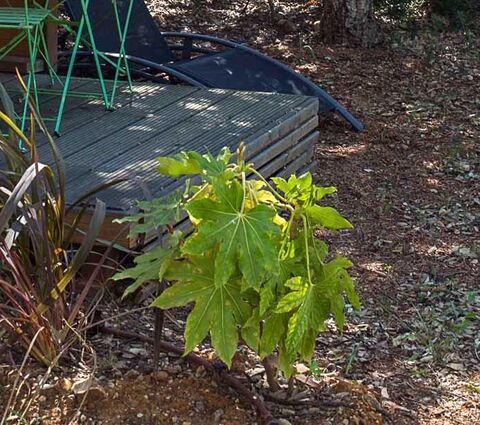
[249,168,288,203]
[302,214,313,285]
[153,281,165,370]
[262,355,281,392]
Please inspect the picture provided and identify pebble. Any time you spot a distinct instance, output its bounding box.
[278,419,292,425]
[194,400,206,413]
[151,370,169,382]
[124,369,140,380]
[38,395,47,403]
[213,408,224,423]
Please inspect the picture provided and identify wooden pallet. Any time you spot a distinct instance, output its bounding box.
[0,74,319,248]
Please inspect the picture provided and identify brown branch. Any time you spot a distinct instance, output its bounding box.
[98,325,277,425]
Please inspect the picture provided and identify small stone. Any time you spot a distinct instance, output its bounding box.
[151,370,169,382]
[124,369,140,380]
[56,378,73,392]
[80,414,87,423]
[447,363,465,372]
[278,419,292,425]
[39,383,55,391]
[182,422,191,425]
[246,367,265,377]
[195,400,206,413]
[295,363,310,374]
[195,365,206,377]
[213,408,224,423]
[129,347,148,356]
[38,395,47,403]
[137,413,144,418]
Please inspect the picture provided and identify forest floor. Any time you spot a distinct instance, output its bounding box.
[1,1,479,424]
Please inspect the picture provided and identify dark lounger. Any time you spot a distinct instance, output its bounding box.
[63,0,364,131]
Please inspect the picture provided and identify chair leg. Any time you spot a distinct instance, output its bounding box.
[110,0,135,105]
[80,0,112,111]
[54,11,86,135]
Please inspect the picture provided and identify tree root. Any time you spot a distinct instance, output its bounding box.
[263,391,354,409]
[98,325,277,425]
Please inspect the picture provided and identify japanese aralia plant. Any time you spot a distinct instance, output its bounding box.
[114,144,360,383]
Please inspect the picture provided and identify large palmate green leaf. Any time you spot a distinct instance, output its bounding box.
[153,255,251,366]
[183,180,279,289]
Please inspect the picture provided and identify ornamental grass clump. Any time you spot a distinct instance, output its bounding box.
[0,82,107,366]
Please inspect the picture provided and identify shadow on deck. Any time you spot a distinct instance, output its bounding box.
[0,74,319,248]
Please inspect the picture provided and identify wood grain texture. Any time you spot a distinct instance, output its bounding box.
[0,74,319,247]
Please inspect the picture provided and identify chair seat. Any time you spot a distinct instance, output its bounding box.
[0,7,50,27]
[170,48,333,113]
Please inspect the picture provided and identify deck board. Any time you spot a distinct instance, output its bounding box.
[0,74,319,247]
[66,93,315,207]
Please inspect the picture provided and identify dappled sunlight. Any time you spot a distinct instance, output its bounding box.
[318,143,369,156]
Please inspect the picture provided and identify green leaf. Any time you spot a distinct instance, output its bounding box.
[112,245,174,299]
[339,271,361,310]
[284,282,330,356]
[114,194,181,236]
[153,254,251,366]
[259,278,276,316]
[272,173,336,206]
[184,180,279,289]
[241,308,260,351]
[305,205,353,230]
[299,329,316,361]
[157,154,202,177]
[259,313,286,358]
[277,256,357,359]
[157,148,233,179]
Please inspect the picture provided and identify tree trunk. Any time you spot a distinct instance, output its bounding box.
[316,0,380,47]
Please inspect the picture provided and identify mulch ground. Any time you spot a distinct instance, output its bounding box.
[1,1,479,424]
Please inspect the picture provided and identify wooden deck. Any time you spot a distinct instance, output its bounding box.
[0,74,319,247]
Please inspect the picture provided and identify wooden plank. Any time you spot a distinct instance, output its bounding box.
[0,72,16,84]
[249,116,318,170]
[126,96,316,197]
[0,55,44,73]
[257,132,318,178]
[37,84,200,162]
[65,209,131,248]
[151,111,318,202]
[61,89,237,187]
[66,92,308,207]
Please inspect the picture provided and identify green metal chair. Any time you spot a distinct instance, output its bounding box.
[54,0,135,135]
[0,1,61,132]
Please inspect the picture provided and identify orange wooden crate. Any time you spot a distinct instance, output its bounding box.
[0,0,58,73]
